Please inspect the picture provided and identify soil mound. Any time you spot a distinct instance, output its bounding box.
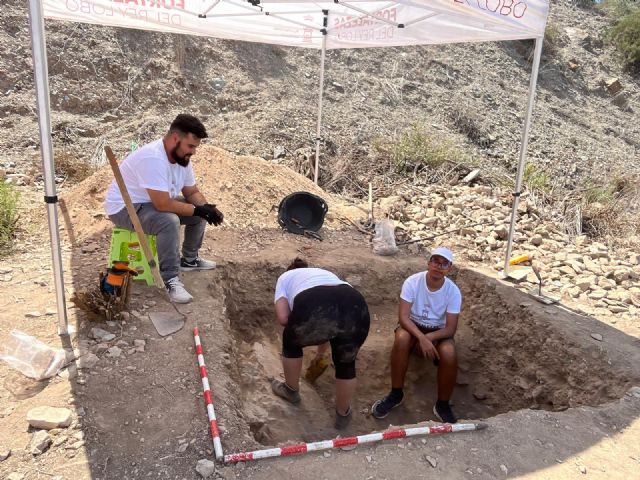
[59,144,356,242]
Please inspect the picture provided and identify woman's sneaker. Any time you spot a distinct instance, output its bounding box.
[371,392,403,419]
[433,400,457,424]
[271,380,301,404]
[165,277,193,304]
[180,257,217,271]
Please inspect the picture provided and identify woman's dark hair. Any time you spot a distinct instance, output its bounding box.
[286,257,309,271]
[169,114,208,139]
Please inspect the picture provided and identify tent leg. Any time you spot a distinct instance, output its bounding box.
[27,0,69,335]
[503,38,544,277]
[313,12,328,184]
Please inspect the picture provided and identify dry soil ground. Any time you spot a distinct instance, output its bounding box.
[1,148,640,480]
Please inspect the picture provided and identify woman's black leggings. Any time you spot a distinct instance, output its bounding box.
[282,284,370,380]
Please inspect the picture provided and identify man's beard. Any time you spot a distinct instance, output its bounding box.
[171,142,191,167]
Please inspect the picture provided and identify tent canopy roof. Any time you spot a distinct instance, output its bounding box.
[43,0,549,49]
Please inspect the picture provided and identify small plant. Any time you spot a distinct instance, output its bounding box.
[602,0,638,18]
[523,163,551,194]
[389,125,469,174]
[450,107,494,148]
[606,8,640,72]
[543,22,564,55]
[0,181,20,255]
[55,150,96,182]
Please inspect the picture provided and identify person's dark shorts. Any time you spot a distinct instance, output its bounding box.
[395,322,454,366]
[282,284,370,380]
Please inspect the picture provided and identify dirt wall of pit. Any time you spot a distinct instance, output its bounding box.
[197,253,639,449]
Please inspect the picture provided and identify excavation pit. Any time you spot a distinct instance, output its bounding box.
[215,258,633,446]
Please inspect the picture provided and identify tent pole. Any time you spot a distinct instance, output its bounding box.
[503,38,543,276]
[27,0,69,335]
[313,11,328,184]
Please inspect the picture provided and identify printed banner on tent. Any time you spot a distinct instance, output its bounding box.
[42,0,549,49]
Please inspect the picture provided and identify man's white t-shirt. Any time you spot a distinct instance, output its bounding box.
[274,268,349,311]
[400,272,462,329]
[104,139,196,215]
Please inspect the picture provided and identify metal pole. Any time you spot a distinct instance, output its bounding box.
[27,0,69,335]
[503,37,543,277]
[313,10,329,184]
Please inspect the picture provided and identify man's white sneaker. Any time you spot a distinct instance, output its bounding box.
[180,257,217,271]
[165,277,193,303]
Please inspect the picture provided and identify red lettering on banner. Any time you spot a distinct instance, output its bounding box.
[513,2,527,17]
[500,0,513,15]
[333,8,397,30]
[486,0,500,12]
[452,0,528,19]
[66,0,183,24]
[111,0,185,10]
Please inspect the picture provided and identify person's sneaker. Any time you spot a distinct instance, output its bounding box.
[371,392,403,419]
[334,406,352,430]
[180,257,217,271]
[433,400,457,424]
[271,380,301,404]
[165,277,193,304]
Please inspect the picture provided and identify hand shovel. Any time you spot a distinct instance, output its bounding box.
[105,146,185,336]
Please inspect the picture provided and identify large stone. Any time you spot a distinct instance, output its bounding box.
[196,459,216,478]
[575,276,595,292]
[30,430,52,455]
[27,406,72,430]
[0,446,10,461]
[89,328,115,342]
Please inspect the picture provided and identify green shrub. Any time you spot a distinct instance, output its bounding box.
[388,125,469,174]
[0,182,20,254]
[523,163,551,194]
[602,0,638,18]
[544,22,563,55]
[606,9,640,72]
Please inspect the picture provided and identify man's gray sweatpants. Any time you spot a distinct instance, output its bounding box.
[109,202,206,283]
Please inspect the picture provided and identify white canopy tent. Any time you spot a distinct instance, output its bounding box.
[28,0,549,334]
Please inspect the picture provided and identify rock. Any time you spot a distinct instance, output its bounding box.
[579,465,587,474]
[89,328,115,342]
[196,459,215,478]
[27,406,72,430]
[575,276,595,291]
[106,346,122,358]
[424,455,437,467]
[473,388,488,400]
[30,430,52,455]
[500,464,508,476]
[77,353,99,369]
[323,452,331,458]
[604,78,622,95]
[7,473,25,480]
[462,169,480,184]
[0,446,11,461]
[25,311,42,318]
[590,333,603,342]
[273,146,286,159]
[531,235,543,246]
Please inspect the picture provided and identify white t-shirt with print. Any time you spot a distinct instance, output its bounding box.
[104,139,196,215]
[400,272,462,329]
[274,268,349,311]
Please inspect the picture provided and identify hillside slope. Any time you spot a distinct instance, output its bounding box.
[0,1,638,196]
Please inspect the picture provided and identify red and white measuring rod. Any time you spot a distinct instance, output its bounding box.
[193,327,224,460]
[224,422,487,463]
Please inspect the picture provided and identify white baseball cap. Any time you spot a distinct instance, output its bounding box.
[429,247,454,264]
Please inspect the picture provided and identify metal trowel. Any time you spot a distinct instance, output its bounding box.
[528,265,559,305]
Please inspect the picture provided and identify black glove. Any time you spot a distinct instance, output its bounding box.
[193,204,224,226]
